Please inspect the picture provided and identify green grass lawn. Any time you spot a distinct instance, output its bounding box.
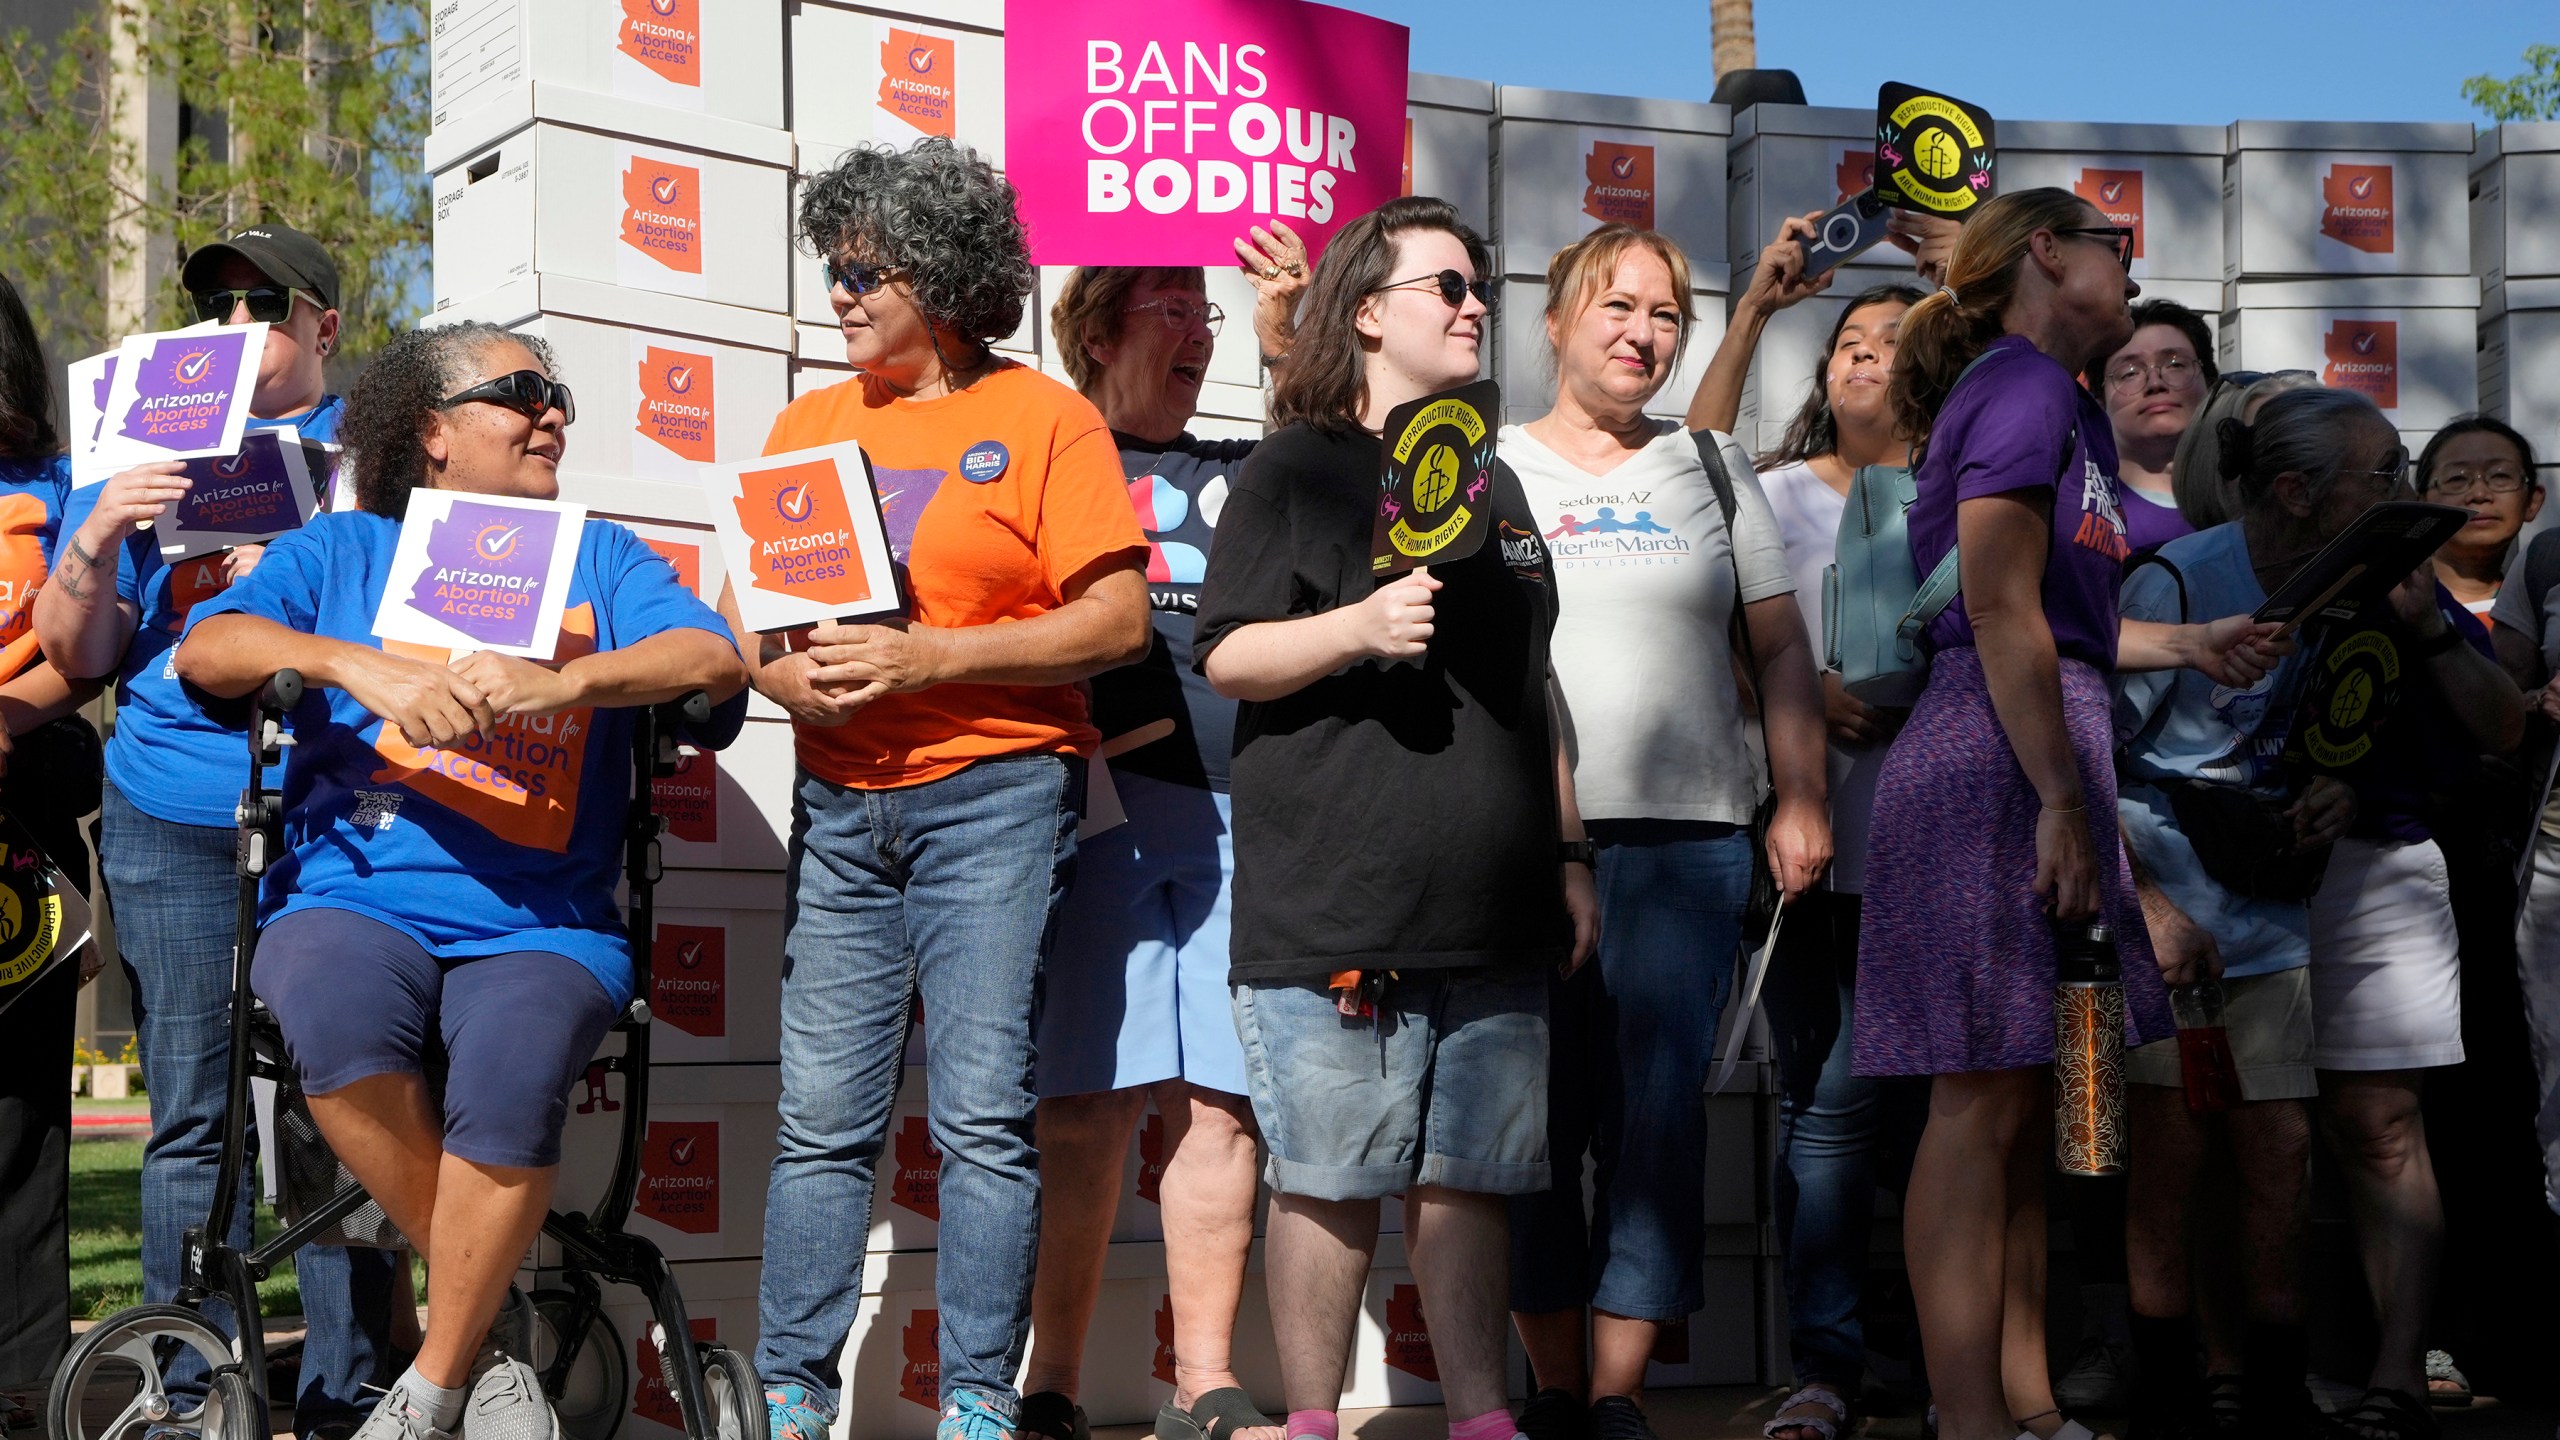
[70,1138,304,1321]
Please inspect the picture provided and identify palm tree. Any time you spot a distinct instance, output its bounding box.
[1711,0,1754,78]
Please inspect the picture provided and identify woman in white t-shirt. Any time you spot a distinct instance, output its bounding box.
[1499,223,1830,1440]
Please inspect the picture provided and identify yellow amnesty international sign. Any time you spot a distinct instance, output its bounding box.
[1373,379,1499,576]
[1874,82,1996,218]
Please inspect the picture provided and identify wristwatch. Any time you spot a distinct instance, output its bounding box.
[1557,839,1597,868]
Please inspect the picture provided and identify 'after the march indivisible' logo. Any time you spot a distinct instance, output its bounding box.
[635,346,716,463]
[2321,163,2394,255]
[734,459,876,607]
[1383,1283,1439,1382]
[652,922,726,1039]
[2322,318,2398,408]
[879,28,956,138]
[618,0,700,88]
[1582,141,1655,230]
[637,1120,719,1235]
[621,157,704,274]
[2073,168,2145,261]
[409,499,559,650]
[120,332,249,450]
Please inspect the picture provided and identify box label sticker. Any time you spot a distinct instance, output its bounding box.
[640,536,704,597]
[1836,147,1874,203]
[1383,1282,1439,1381]
[633,339,717,476]
[652,922,726,1038]
[1581,138,1654,230]
[1136,1109,1169,1203]
[613,0,704,111]
[1401,116,1413,197]
[1153,1295,1179,1385]
[618,147,707,296]
[877,26,957,140]
[2321,162,2394,256]
[899,1308,939,1410]
[633,1320,717,1428]
[2073,167,2145,262]
[637,1120,719,1235]
[655,750,718,843]
[2323,318,2398,409]
[891,1115,943,1220]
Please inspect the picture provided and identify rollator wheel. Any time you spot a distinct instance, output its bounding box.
[528,1290,627,1440]
[46,1303,240,1440]
[204,1372,267,1440]
[697,1347,761,1440]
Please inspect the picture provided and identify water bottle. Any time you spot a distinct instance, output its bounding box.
[2053,919,2126,1177]
[2171,980,2242,1114]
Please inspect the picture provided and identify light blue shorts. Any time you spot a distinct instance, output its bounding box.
[1036,770,1245,1098]
[1231,968,1550,1201]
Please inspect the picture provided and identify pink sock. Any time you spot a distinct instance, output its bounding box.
[1449,1409,1521,1440]
[1285,1411,1339,1440]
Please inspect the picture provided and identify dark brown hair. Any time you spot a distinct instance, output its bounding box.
[1047,265,1207,392]
[0,273,58,461]
[1886,187,2095,439]
[2416,413,2538,495]
[1761,281,1927,469]
[1269,196,1489,435]
[2083,297,2220,393]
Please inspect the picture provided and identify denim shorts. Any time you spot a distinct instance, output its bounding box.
[1231,968,1549,1200]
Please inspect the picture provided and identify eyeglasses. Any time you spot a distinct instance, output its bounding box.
[2103,354,2200,394]
[2425,465,2534,496]
[192,286,319,326]
[1126,299,1225,336]
[437,369,576,425]
[823,257,907,297]
[2345,450,2412,492]
[1368,269,1494,309]
[2053,225,2136,271]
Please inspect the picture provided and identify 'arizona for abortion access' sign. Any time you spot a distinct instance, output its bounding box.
[1006,0,1409,266]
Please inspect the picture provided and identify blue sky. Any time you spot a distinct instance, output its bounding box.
[1360,0,2550,126]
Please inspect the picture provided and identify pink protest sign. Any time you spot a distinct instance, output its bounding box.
[1005,0,1410,266]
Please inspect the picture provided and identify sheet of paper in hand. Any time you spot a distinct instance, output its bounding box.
[92,322,268,469]
[1372,378,1500,578]
[159,428,320,561]
[700,440,904,633]
[371,491,586,659]
[0,810,94,1019]
[2252,500,2471,635]
[1874,81,1997,218]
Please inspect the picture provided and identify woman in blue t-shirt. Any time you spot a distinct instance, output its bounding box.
[173,322,746,1440]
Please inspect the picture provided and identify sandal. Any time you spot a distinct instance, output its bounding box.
[1158,1387,1277,1440]
[1019,1391,1090,1440]
[2421,1351,2471,1409]
[1763,1383,1851,1440]
[2327,1389,2439,1440]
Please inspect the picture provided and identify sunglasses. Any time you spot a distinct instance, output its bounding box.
[2053,225,2137,271]
[192,286,317,326]
[437,369,576,425]
[824,257,908,297]
[1368,269,1495,309]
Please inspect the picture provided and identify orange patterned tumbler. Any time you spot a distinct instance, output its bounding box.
[2053,920,2126,1177]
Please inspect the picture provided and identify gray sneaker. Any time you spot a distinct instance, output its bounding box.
[464,1359,562,1440]
[471,1287,538,1382]
[349,1379,456,1440]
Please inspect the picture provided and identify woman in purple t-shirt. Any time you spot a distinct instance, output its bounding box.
[1850,190,2281,1440]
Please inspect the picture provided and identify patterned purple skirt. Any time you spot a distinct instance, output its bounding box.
[1852,647,2175,1077]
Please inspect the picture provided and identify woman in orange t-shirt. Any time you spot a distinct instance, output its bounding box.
[724,139,1150,1440]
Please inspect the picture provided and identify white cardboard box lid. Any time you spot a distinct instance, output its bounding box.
[1496,85,1728,136]
[434,275,796,353]
[2002,119,2227,156]
[425,81,797,174]
[2479,279,2560,323]
[2474,121,2560,169]
[659,868,789,911]
[2220,275,2483,311]
[1409,71,1493,112]
[630,1060,782,1107]
[2226,119,2474,154]
[1728,103,1871,146]
[800,0,1003,33]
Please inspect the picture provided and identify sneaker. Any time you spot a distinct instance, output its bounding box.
[471,1288,538,1381]
[1517,1388,1590,1440]
[766,1385,832,1440]
[465,1359,562,1440]
[1588,1396,1658,1440]
[937,1391,1014,1440]
[1016,1391,1087,1440]
[2052,1334,2133,1413]
[347,1378,455,1440]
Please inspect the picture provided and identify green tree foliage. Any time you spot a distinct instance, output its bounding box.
[0,1,428,375]
[2466,43,2560,123]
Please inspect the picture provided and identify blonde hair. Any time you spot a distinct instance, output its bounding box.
[1046,265,1206,392]
[1540,224,1697,368]
[1886,188,2095,439]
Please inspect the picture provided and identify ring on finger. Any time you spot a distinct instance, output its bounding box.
[1284,261,1304,276]
[1261,265,1280,279]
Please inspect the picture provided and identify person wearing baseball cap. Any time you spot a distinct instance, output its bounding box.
[36,219,396,1440]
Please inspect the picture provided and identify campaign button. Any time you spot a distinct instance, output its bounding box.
[959,440,1009,484]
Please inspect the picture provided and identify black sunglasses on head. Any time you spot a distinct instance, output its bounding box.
[192,286,313,326]
[1368,269,1494,309]
[437,369,575,425]
[2053,225,2136,271]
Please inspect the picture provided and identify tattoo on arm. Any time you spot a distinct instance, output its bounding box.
[52,554,90,602]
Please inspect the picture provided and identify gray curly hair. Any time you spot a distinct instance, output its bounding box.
[798,138,1033,346]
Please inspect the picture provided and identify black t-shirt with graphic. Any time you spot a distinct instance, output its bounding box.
[1087,431,1256,793]
[1193,422,1568,982]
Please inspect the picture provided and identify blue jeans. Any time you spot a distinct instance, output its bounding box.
[1509,821,1750,1321]
[102,781,397,1428]
[1764,890,1926,1386]
[756,756,1081,1419]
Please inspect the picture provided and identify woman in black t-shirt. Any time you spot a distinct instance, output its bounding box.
[1192,195,1596,1440]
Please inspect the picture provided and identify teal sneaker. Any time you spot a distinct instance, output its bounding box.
[766,1385,831,1440]
[936,1390,1014,1440]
